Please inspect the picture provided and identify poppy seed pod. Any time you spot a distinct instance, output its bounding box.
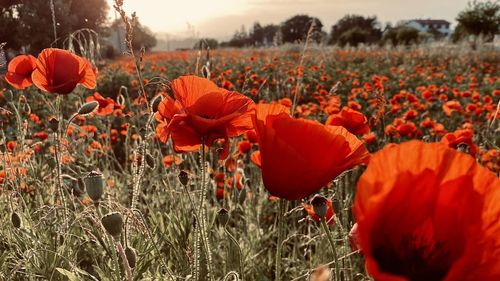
[178,170,189,186]
[78,101,99,115]
[125,246,137,268]
[84,171,104,201]
[11,212,21,228]
[101,212,123,238]
[217,208,230,227]
[48,117,59,132]
[311,195,328,219]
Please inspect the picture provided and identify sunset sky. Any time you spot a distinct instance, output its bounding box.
[107,0,471,39]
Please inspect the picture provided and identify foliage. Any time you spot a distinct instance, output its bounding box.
[193,38,219,50]
[329,15,382,45]
[383,26,421,46]
[280,15,324,44]
[456,0,500,41]
[0,0,109,54]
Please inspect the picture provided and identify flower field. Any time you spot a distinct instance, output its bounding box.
[0,45,499,281]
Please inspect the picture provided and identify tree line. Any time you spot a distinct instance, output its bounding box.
[1,0,498,56]
[199,0,499,49]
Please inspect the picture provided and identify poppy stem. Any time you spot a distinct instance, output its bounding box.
[275,199,286,281]
[320,218,341,281]
[196,141,215,280]
[224,227,244,280]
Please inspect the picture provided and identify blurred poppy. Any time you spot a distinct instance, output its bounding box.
[155,75,255,159]
[32,48,96,95]
[4,55,37,89]
[441,129,478,155]
[86,92,117,116]
[354,140,500,281]
[326,107,370,135]
[253,104,369,200]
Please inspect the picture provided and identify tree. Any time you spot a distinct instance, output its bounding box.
[281,15,324,44]
[110,20,157,52]
[0,1,23,52]
[456,0,500,42]
[194,38,218,50]
[329,15,382,45]
[382,26,420,46]
[2,0,109,54]
[338,27,370,47]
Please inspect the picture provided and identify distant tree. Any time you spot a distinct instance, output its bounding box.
[194,38,219,50]
[262,24,280,46]
[249,22,264,46]
[2,0,109,54]
[111,19,157,51]
[329,15,382,45]
[225,25,250,48]
[338,27,370,47]
[0,1,23,52]
[382,26,420,46]
[455,0,500,43]
[281,15,324,43]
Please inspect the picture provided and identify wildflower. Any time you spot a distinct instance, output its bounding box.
[326,107,370,135]
[4,55,37,89]
[441,129,478,155]
[31,48,96,95]
[155,75,255,159]
[302,197,335,225]
[354,140,500,281]
[85,92,117,116]
[253,103,369,200]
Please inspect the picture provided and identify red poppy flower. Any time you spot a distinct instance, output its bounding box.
[86,92,117,116]
[4,55,37,89]
[155,75,255,159]
[31,48,96,95]
[441,129,478,155]
[325,107,370,135]
[237,140,252,154]
[354,140,500,281]
[302,198,335,225]
[253,103,369,200]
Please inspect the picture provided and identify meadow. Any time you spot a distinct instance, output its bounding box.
[0,43,499,281]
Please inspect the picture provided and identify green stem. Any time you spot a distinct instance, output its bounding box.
[224,228,244,280]
[196,141,214,280]
[320,219,340,281]
[275,199,286,281]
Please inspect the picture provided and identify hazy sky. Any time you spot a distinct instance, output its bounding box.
[106,0,471,39]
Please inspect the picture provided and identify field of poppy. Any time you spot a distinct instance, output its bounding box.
[0,44,499,281]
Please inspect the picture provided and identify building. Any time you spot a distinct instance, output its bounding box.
[405,19,451,36]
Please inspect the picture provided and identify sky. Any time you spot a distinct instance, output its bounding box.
[106,0,471,40]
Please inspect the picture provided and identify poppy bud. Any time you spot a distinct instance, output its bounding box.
[145,153,155,169]
[151,95,162,113]
[101,212,123,238]
[84,171,104,202]
[217,208,229,227]
[48,117,59,132]
[311,195,328,219]
[78,101,99,115]
[125,246,137,268]
[178,170,189,186]
[11,212,21,228]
